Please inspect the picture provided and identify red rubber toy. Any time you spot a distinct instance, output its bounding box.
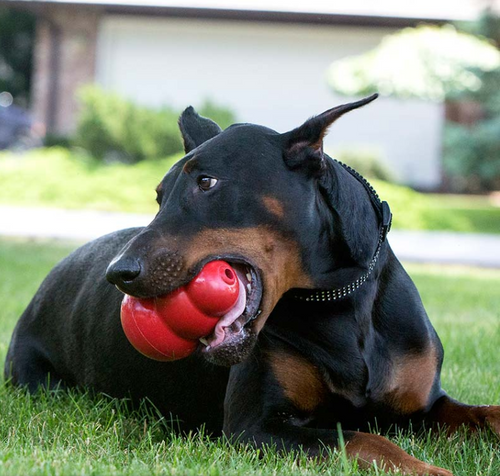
[120,261,240,361]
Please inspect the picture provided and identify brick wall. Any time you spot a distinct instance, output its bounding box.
[31,5,102,135]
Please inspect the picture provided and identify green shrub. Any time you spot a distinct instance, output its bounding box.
[76,86,182,163]
[197,99,236,130]
[331,149,395,182]
[75,86,237,163]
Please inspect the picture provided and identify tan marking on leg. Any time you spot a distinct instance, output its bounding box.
[346,432,453,476]
[262,196,285,219]
[269,351,326,412]
[386,345,438,414]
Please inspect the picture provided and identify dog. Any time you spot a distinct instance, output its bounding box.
[5,95,499,476]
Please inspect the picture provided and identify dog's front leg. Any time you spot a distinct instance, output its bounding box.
[231,424,451,476]
[425,394,500,435]
[224,361,452,476]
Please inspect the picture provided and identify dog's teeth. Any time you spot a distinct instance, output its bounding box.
[247,283,251,293]
[246,273,252,282]
[199,337,209,346]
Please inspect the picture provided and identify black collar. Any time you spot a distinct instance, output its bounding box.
[293,160,392,303]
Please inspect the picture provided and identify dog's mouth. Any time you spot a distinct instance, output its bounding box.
[197,258,263,362]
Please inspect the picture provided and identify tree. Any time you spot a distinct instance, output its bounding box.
[327,24,500,102]
[0,7,35,107]
[443,10,500,192]
[327,21,500,192]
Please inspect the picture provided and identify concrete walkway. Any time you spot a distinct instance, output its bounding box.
[0,205,151,242]
[1,205,499,268]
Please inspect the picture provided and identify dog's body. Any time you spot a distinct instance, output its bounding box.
[6,228,230,434]
[5,97,499,475]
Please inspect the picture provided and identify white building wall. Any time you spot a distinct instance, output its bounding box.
[96,16,443,188]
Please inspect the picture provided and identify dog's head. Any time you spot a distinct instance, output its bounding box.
[106,94,380,366]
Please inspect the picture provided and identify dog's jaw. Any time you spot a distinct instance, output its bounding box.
[198,260,263,366]
[200,324,259,367]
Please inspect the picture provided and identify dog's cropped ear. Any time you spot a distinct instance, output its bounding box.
[283,94,378,173]
[178,106,223,153]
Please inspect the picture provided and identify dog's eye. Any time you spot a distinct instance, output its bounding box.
[197,176,218,191]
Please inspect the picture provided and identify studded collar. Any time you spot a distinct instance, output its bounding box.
[292,160,392,303]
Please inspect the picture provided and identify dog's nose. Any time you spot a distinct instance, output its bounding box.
[106,256,142,288]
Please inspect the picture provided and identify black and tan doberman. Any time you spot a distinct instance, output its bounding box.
[5,95,499,475]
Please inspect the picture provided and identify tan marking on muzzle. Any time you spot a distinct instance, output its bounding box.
[179,226,313,332]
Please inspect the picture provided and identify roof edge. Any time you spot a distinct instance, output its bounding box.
[3,0,449,27]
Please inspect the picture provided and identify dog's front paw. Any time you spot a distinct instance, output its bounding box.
[415,464,454,476]
[418,464,454,476]
[478,405,500,436]
[346,433,453,476]
[384,459,453,476]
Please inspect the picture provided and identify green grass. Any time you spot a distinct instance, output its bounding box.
[1,148,500,234]
[373,180,500,235]
[0,148,180,214]
[0,239,499,475]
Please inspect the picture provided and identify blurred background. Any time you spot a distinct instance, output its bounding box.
[0,0,499,259]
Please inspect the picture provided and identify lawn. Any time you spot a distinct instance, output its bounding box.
[0,148,180,214]
[0,239,499,475]
[1,147,500,234]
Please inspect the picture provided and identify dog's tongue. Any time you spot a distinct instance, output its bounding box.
[204,275,247,349]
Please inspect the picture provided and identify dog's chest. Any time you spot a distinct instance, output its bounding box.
[317,345,439,419]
